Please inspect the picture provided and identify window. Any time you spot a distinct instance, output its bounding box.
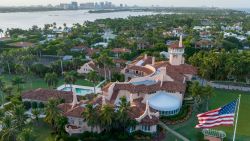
[129,126,136,133]
[142,125,151,131]
[79,120,83,125]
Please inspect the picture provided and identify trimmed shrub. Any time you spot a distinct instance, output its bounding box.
[38,102,44,109]
[23,101,31,110]
[31,101,38,109]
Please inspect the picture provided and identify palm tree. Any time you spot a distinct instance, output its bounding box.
[87,71,98,94]
[202,85,214,111]
[0,78,5,104]
[96,53,113,80]
[0,28,3,38]
[17,128,35,141]
[99,104,114,132]
[44,72,59,88]
[31,108,41,125]
[189,81,202,111]
[64,71,77,92]
[82,104,99,132]
[116,96,130,133]
[0,51,12,74]
[54,115,68,135]
[11,76,25,91]
[12,105,27,131]
[2,85,13,99]
[0,78,4,91]
[57,49,65,75]
[1,115,18,141]
[44,99,60,128]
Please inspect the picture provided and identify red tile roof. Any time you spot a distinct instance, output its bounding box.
[113,59,127,64]
[111,48,131,53]
[195,40,213,46]
[169,42,182,49]
[128,98,159,125]
[85,48,99,57]
[126,66,154,75]
[8,42,34,48]
[58,103,85,118]
[170,64,198,75]
[21,88,76,103]
[108,81,186,104]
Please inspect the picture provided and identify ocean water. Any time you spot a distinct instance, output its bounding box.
[0,10,169,31]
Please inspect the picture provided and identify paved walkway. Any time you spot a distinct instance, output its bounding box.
[158,121,190,141]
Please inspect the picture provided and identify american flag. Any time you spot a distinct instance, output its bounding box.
[195,100,238,128]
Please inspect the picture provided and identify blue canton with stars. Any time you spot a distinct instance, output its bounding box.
[218,100,237,115]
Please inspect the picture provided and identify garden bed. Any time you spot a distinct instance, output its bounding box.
[160,106,192,125]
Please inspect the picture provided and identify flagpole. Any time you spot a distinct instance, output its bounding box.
[233,94,241,141]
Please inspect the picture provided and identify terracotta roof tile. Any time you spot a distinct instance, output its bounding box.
[111,48,131,53]
[8,42,34,48]
[21,88,77,103]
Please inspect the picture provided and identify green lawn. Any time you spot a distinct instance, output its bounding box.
[166,89,250,141]
[0,74,94,91]
[32,121,55,141]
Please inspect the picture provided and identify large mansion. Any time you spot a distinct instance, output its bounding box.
[21,36,197,135]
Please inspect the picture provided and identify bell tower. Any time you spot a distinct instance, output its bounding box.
[168,35,185,66]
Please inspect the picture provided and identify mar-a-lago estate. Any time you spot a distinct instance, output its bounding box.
[21,36,197,135]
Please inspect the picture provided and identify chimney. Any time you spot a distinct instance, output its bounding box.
[102,94,106,107]
[179,35,183,48]
[71,87,78,108]
[152,57,155,66]
[144,54,147,60]
[130,93,135,107]
[183,77,186,84]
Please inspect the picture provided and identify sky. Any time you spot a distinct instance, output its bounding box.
[1,0,250,8]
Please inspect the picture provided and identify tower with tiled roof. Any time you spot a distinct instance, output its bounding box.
[168,35,185,66]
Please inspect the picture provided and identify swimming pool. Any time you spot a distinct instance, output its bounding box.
[61,87,93,96]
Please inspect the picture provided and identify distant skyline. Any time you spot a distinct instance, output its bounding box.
[1,0,250,8]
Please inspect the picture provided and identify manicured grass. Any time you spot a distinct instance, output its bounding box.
[165,89,250,141]
[0,74,94,91]
[32,121,55,141]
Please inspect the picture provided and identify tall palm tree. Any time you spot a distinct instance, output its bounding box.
[82,104,99,132]
[99,104,114,132]
[54,115,68,135]
[44,72,58,88]
[188,81,202,111]
[57,49,65,75]
[96,53,113,80]
[0,78,5,104]
[12,105,27,131]
[64,71,77,92]
[0,28,3,38]
[202,85,214,111]
[11,76,25,91]
[0,51,12,74]
[44,99,60,128]
[87,71,98,94]
[116,96,130,133]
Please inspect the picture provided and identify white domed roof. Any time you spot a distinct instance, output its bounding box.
[148,92,181,111]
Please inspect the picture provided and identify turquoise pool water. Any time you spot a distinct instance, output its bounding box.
[61,87,92,96]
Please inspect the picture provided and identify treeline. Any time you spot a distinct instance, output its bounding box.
[189,50,250,82]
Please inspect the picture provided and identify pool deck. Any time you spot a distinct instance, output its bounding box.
[57,84,101,95]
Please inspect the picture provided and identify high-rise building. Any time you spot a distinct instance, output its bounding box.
[79,2,95,9]
[71,2,78,10]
